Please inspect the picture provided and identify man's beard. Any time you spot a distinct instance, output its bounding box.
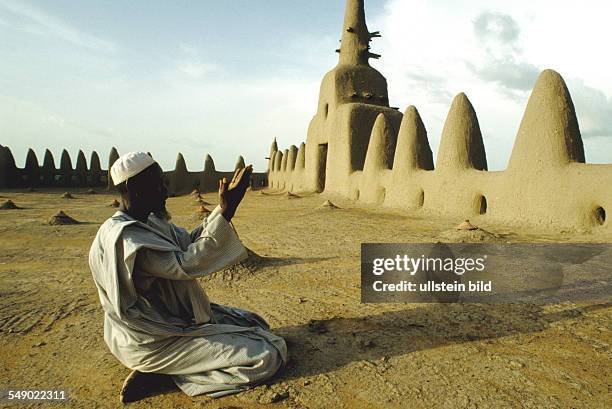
[153,205,171,221]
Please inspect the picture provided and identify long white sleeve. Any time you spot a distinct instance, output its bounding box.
[135,206,247,280]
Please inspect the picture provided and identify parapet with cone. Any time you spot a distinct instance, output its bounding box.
[0,146,267,195]
[24,149,40,187]
[90,151,102,186]
[168,153,189,194]
[436,93,487,172]
[107,147,119,191]
[42,149,56,186]
[59,149,73,187]
[75,150,88,186]
[268,0,611,234]
[235,155,246,170]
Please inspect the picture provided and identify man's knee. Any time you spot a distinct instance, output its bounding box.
[250,337,286,381]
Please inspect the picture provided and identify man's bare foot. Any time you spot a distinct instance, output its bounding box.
[119,370,176,404]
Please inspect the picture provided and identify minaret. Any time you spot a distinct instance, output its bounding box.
[337,0,380,66]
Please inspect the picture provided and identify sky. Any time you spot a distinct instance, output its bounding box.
[1,0,611,172]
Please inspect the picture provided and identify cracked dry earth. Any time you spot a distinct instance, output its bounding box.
[0,188,610,409]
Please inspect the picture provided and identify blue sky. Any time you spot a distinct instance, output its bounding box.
[1,0,611,172]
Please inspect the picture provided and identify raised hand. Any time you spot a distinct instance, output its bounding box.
[219,165,253,222]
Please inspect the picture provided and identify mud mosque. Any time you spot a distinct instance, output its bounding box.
[267,0,611,233]
[1,0,610,233]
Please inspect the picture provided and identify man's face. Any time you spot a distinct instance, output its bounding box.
[149,164,169,217]
[130,163,169,218]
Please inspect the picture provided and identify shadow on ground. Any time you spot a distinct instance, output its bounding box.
[275,302,611,381]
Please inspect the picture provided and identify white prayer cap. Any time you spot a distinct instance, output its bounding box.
[110,151,157,185]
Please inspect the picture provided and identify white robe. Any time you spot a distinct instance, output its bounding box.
[88,205,287,397]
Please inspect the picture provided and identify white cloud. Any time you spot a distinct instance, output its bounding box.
[567,78,612,138]
[0,0,115,52]
[0,95,116,167]
[173,44,219,80]
[176,62,218,80]
[370,0,612,168]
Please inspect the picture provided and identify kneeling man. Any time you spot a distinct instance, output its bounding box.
[89,152,286,402]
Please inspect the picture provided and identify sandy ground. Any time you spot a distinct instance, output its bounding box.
[0,188,610,409]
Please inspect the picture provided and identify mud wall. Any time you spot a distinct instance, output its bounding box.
[0,146,266,195]
[269,69,611,233]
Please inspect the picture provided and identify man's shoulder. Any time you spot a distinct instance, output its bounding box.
[93,212,138,243]
[102,211,138,230]
[146,213,175,230]
[91,211,181,255]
